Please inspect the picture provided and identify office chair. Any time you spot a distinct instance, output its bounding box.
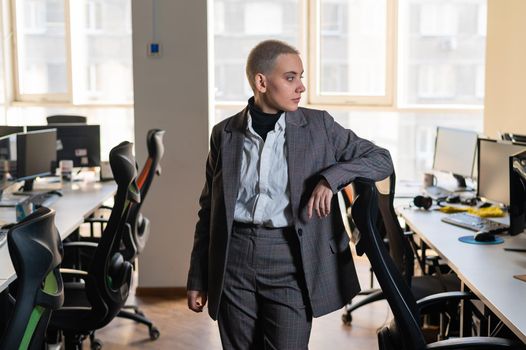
[350,178,526,350]
[342,172,461,338]
[48,141,139,350]
[81,129,165,339]
[46,115,87,125]
[0,207,64,350]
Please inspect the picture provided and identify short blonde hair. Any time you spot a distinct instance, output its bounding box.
[246,40,299,92]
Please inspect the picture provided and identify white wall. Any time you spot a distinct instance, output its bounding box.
[484,0,526,138]
[132,0,209,287]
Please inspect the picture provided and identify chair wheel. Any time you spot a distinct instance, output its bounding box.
[149,326,160,340]
[91,338,103,350]
[341,313,353,325]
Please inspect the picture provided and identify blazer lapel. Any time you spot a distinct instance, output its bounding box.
[222,107,247,234]
[286,109,308,221]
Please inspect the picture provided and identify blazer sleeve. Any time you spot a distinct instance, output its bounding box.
[186,125,221,292]
[319,111,393,193]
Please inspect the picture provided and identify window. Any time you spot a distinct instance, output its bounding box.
[212,0,487,180]
[398,0,486,106]
[312,0,392,104]
[213,0,302,103]
[14,0,68,98]
[13,0,133,104]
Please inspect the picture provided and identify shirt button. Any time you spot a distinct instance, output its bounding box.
[297,228,303,236]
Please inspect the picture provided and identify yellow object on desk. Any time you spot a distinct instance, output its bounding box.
[438,206,505,217]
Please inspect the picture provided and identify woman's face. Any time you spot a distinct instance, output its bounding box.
[255,53,306,113]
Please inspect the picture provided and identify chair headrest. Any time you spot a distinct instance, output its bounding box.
[109,141,140,204]
[147,129,165,162]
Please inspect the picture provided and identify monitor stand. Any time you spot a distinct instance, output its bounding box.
[12,179,63,197]
[452,174,475,192]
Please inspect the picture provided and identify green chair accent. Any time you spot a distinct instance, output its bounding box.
[0,207,64,350]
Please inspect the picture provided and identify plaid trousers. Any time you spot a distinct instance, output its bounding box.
[218,223,312,349]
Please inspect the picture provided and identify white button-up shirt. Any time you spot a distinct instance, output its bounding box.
[233,112,293,227]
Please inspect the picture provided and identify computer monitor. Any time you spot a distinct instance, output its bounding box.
[432,127,478,188]
[501,132,526,144]
[0,134,17,181]
[0,126,23,138]
[477,138,526,206]
[27,124,101,168]
[16,129,57,191]
[509,150,526,236]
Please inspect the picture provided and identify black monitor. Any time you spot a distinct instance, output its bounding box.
[0,126,23,138]
[509,150,526,236]
[502,132,526,144]
[477,138,526,206]
[27,124,101,167]
[0,134,17,181]
[16,129,57,191]
[432,127,478,188]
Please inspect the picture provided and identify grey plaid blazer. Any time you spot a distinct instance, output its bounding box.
[187,106,393,320]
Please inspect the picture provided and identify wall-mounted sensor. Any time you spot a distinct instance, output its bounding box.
[147,42,162,57]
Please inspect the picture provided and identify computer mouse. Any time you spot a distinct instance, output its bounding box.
[445,194,461,203]
[478,201,492,208]
[474,231,496,242]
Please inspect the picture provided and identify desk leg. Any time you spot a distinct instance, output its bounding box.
[460,282,472,337]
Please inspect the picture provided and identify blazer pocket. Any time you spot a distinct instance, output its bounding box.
[329,234,351,254]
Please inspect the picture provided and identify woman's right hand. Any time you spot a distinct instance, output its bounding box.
[187,290,208,313]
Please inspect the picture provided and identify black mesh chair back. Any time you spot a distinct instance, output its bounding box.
[50,141,139,336]
[376,173,414,286]
[87,141,139,327]
[0,207,63,350]
[46,115,87,125]
[352,178,426,350]
[125,129,165,258]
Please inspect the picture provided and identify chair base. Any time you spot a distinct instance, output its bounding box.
[118,308,160,340]
[342,289,385,325]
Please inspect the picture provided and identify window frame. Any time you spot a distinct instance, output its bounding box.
[10,0,133,107]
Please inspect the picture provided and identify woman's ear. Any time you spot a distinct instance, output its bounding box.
[254,73,267,93]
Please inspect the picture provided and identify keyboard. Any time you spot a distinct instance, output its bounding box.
[0,228,7,247]
[424,186,452,199]
[441,212,509,233]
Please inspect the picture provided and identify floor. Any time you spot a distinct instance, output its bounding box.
[93,253,392,350]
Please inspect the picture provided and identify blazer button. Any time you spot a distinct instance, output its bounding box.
[297,228,303,236]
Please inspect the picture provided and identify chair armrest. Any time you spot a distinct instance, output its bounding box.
[63,241,98,249]
[417,291,476,313]
[427,336,526,349]
[84,217,109,224]
[60,268,89,278]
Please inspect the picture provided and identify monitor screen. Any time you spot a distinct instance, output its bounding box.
[0,134,17,180]
[433,127,478,179]
[0,126,23,138]
[16,129,57,181]
[509,150,526,235]
[27,124,101,167]
[478,139,526,205]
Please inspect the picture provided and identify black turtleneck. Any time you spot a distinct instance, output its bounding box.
[248,97,282,141]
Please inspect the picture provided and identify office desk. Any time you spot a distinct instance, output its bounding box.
[0,181,116,291]
[399,207,526,343]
